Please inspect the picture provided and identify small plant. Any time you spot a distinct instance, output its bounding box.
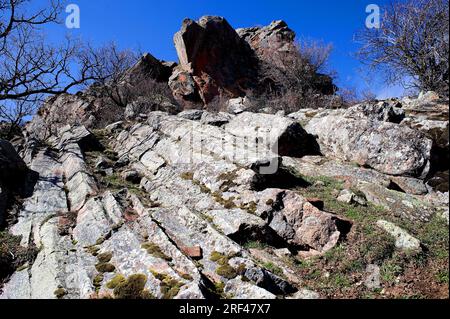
[180,172,194,181]
[113,274,151,299]
[54,288,67,299]
[141,242,172,261]
[210,251,239,279]
[380,259,404,284]
[95,263,116,273]
[331,273,352,289]
[243,241,268,250]
[435,270,449,284]
[151,271,185,299]
[106,274,126,289]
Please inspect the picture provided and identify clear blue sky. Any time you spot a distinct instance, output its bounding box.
[42,0,407,98]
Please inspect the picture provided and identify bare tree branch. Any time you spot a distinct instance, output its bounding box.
[356,0,449,96]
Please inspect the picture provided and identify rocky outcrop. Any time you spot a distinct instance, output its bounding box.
[236,20,297,69]
[124,53,174,83]
[170,17,336,106]
[2,92,449,299]
[4,110,350,299]
[1,8,448,299]
[306,109,433,178]
[171,16,258,105]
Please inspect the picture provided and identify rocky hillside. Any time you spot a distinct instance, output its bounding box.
[0,17,448,300]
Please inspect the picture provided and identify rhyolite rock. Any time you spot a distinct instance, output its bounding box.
[306,111,433,178]
[1,22,448,301]
[172,16,258,105]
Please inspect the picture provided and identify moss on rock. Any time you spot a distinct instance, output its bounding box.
[106,274,126,289]
[141,242,172,261]
[97,252,113,264]
[54,288,67,299]
[95,262,116,273]
[113,274,149,299]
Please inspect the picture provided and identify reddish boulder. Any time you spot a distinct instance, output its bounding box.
[172,16,258,105]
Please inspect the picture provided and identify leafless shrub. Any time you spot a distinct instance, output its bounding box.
[205,95,229,113]
[338,87,378,106]
[88,43,179,118]
[255,39,339,113]
[356,0,449,96]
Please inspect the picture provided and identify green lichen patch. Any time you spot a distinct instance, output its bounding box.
[216,264,238,279]
[239,201,257,215]
[95,236,106,246]
[113,274,150,299]
[210,251,239,279]
[180,172,194,180]
[193,180,212,194]
[209,251,229,264]
[85,245,100,256]
[141,289,157,299]
[180,273,193,281]
[214,281,225,294]
[218,170,239,192]
[212,192,237,209]
[97,252,113,264]
[93,273,105,288]
[151,271,185,299]
[141,242,172,261]
[54,288,67,299]
[95,262,116,273]
[106,274,126,289]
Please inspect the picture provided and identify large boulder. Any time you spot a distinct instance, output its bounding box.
[236,20,297,69]
[306,112,433,178]
[25,93,99,140]
[172,16,258,105]
[124,53,174,83]
[255,189,349,254]
[400,93,449,191]
[224,112,320,158]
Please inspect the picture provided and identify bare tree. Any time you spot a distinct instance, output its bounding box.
[356,0,449,96]
[87,43,140,107]
[0,0,106,137]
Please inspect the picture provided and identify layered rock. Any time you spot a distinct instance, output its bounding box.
[236,20,297,69]
[171,16,258,105]
[170,17,336,106]
[306,109,433,178]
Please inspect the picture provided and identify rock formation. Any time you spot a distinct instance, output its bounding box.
[0,16,448,300]
[170,17,336,106]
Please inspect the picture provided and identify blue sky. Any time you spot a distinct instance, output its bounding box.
[40,0,407,98]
